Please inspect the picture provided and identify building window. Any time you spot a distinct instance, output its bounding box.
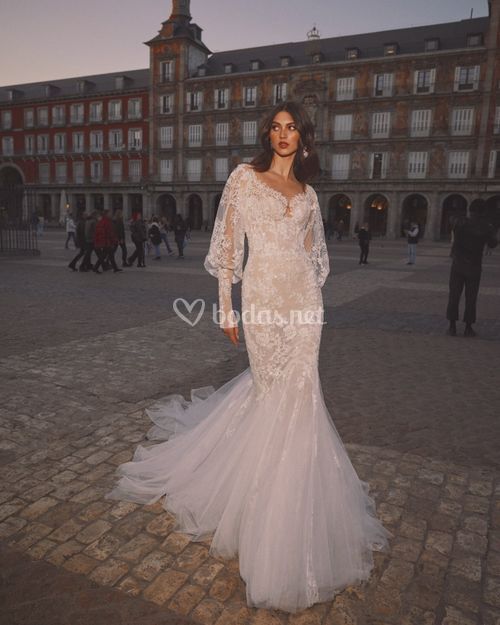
[73,162,84,184]
[160,94,174,114]
[488,150,500,178]
[280,56,291,67]
[250,60,262,71]
[1,110,12,129]
[109,129,123,151]
[90,131,103,152]
[346,48,359,60]
[37,134,49,154]
[24,109,34,128]
[408,152,428,179]
[55,163,67,184]
[89,102,103,122]
[110,160,122,183]
[1,137,14,155]
[160,159,173,182]
[186,91,203,112]
[160,60,174,82]
[72,132,84,153]
[467,33,483,47]
[370,152,388,179]
[215,157,229,181]
[128,129,143,150]
[108,100,122,121]
[244,86,257,107]
[242,120,257,144]
[186,158,202,182]
[214,88,229,110]
[371,112,391,138]
[448,151,469,178]
[224,63,234,74]
[39,163,50,184]
[333,114,353,141]
[129,160,141,182]
[414,69,436,94]
[70,103,84,124]
[216,122,229,146]
[494,107,500,134]
[425,38,440,52]
[160,126,173,149]
[273,83,287,105]
[91,161,103,182]
[25,135,34,155]
[188,124,202,147]
[331,154,350,180]
[37,107,48,126]
[384,43,398,56]
[451,108,474,136]
[454,65,480,91]
[336,77,355,101]
[54,133,66,154]
[52,105,65,126]
[410,109,432,137]
[374,73,393,97]
[128,98,142,119]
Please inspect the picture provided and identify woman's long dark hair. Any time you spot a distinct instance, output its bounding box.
[250,101,320,183]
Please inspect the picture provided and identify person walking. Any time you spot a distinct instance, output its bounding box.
[128,212,147,267]
[68,211,87,271]
[113,209,130,268]
[93,209,121,273]
[405,221,420,265]
[173,214,187,259]
[160,217,175,255]
[446,206,498,337]
[358,222,371,265]
[336,219,345,241]
[148,217,162,260]
[65,214,77,249]
[81,211,98,271]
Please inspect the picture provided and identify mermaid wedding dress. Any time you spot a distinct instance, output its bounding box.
[109,164,389,612]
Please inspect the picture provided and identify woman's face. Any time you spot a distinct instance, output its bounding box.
[269,111,301,158]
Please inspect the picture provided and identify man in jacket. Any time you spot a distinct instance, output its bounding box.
[93,210,121,273]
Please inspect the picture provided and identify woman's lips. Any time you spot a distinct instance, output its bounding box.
[278,142,289,148]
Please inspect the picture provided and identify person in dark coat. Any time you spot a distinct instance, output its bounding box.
[173,214,187,259]
[357,222,371,265]
[113,209,130,268]
[93,210,121,273]
[128,212,147,267]
[148,217,162,260]
[446,206,498,336]
[81,211,98,271]
[68,211,87,271]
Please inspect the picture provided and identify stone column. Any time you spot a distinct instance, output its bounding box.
[122,193,130,219]
[387,191,401,239]
[50,193,59,221]
[426,191,441,241]
[103,193,110,211]
[349,190,363,237]
[85,193,92,213]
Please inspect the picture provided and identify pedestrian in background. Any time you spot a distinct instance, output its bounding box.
[173,214,187,259]
[128,212,147,267]
[68,211,87,271]
[113,209,130,268]
[93,209,121,273]
[65,214,77,249]
[81,211,98,271]
[405,221,420,265]
[357,222,371,265]
[160,216,175,255]
[148,216,162,260]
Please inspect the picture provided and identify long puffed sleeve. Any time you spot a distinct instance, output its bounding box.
[303,189,330,288]
[204,164,247,328]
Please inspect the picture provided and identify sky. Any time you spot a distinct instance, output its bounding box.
[0,0,490,86]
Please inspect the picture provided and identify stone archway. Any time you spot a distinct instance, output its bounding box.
[364,194,389,236]
[187,193,203,230]
[401,194,428,237]
[440,194,467,240]
[328,194,352,232]
[485,195,500,230]
[0,166,25,223]
[157,194,176,224]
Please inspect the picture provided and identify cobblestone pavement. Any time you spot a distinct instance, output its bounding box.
[1,231,499,625]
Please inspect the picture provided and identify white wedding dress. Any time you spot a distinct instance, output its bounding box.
[109,164,389,612]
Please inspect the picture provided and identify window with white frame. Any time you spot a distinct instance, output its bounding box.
[414,69,436,94]
[454,65,480,91]
[336,77,355,101]
[128,129,142,150]
[70,103,84,124]
[410,109,432,137]
[242,120,257,144]
[494,106,500,134]
[1,137,13,155]
[331,154,350,180]
[90,130,103,152]
[188,124,202,147]
[72,132,84,153]
[160,126,173,149]
[448,151,469,178]
[216,122,229,146]
[451,108,474,135]
[244,86,257,107]
[186,91,203,112]
[54,133,66,154]
[91,161,102,182]
[110,160,122,182]
[37,107,48,126]
[128,98,142,119]
[160,94,174,114]
[25,135,34,155]
[52,105,65,125]
[129,160,141,182]
[108,100,122,120]
[186,158,202,181]
[407,152,428,178]
[89,102,103,122]
[159,159,173,182]
[73,161,84,184]
[215,157,229,181]
[1,110,12,129]
[160,60,174,83]
[333,114,353,140]
[37,134,48,154]
[24,109,34,128]
[273,83,287,105]
[214,88,229,110]
[372,112,391,138]
[488,150,500,178]
[370,152,389,179]
[374,73,393,97]
[55,162,67,183]
[109,129,123,151]
[39,163,50,184]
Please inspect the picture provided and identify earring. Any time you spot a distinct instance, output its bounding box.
[303,148,309,158]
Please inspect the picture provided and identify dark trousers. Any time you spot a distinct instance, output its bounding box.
[175,236,185,257]
[94,247,118,272]
[446,259,482,324]
[128,240,145,266]
[65,232,77,248]
[359,242,369,264]
[115,242,128,264]
[81,243,94,270]
[69,247,85,269]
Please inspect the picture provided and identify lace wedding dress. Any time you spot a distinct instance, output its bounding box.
[109,164,389,612]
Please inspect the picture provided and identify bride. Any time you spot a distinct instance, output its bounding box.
[109,102,389,613]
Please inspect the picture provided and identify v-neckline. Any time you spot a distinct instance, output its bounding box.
[251,168,307,206]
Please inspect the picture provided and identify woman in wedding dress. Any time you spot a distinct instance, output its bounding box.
[109,102,389,613]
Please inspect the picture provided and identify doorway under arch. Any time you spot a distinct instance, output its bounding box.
[401,194,428,237]
[157,194,176,224]
[188,193,203,229]
[0,166,25,222]
[364,194,388,236]
[328,194,352,231]
[440,194,467,240]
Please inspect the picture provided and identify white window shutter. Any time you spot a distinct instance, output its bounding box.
[489,150,497,178]
[454,67,461,92]
[386,73,394,96]
[413,71,419,95]
[186,92,190,111]
[429,68,436,94]
[382,153,388,178]
[369,153,374,179]
[473,65,480,90]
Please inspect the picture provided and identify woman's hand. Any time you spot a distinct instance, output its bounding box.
[222,325,239,346]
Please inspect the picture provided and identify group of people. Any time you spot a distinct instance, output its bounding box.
[66,210,190,273]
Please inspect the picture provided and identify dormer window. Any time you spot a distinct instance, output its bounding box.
[384,43,398,56]
[467,33,483,47]
[312,52,324,64]
[250,59,262,71]
[197,66,207,77]
[346,48,359,60]
[425,38,440,52]
[224,63,234,74]
[77,80,94,94]
[280,56,291,67]
[44,84,59,97]
[8,89,23,101]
